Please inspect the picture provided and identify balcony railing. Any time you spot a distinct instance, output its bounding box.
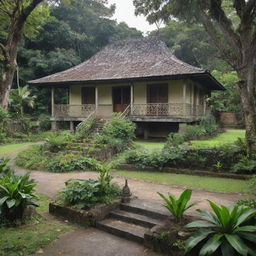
[53,103,205,119]
[130,103,205,117]
[54,104,96,118]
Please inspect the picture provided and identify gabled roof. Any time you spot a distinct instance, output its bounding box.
[29,38,224,90]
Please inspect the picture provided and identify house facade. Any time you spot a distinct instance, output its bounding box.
[29,38,224,138]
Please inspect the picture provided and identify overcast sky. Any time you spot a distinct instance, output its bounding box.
[108,0,159,34]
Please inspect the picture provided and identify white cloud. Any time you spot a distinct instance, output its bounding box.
[108,0,159,34]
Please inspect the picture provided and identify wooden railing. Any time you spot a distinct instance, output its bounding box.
[54,104,96,118]
[130,103,205,117]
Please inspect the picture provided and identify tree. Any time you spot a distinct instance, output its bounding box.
[0,0,47,110]
[10,85,36,115]
[134,0,256,154]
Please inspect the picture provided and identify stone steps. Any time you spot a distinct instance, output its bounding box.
[109,209,162,228]
[96,199,168,244]
[96,218,146,244]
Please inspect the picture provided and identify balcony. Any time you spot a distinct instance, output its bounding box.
[52,103,206,122]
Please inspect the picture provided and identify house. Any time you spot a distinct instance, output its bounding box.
[29,38,224,138]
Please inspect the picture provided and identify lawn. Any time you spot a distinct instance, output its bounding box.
[115,170,248,193]
[0,142,34,156]
[190,129,245,148]
[134,129,245,151]
[0,194,76,256]
[134,141,165,151]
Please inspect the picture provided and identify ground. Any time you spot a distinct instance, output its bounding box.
[0,139,247,256]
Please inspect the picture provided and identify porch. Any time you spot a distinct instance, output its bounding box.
[51,103,206,122]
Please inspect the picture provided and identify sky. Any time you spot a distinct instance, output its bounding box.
[108,0,159,34]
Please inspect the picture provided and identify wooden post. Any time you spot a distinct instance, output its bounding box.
[70,121,75,133]
[130,84,133,114]
[51,86,55,117]
[183,82,187,116]
[95,86,98,110]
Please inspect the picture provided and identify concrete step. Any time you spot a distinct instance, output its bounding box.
[120,199,169,220]
[96,218,147,244]
[109,210,162,228]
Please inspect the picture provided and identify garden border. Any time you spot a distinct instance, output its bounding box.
[117,164,251,180]
[49,199,121,226]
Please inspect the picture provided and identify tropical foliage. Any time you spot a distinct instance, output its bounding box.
[185,201,256,256]
[158,189,196,222]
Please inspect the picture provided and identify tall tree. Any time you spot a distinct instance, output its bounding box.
[134,0,256,154]
[0,0,46,109]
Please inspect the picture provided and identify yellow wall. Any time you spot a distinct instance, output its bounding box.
[69,79,207,107]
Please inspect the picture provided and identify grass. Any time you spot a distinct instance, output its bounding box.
[190,129,245,148]
[134,141,165,151]
[0,142,34,156]
[115,170,248,193]
[0,194,76,256]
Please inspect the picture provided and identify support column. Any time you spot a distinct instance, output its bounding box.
[51,86,55,117]
[178,123,187,133]
[70,121,75,133]
[130,84,134,114]
[144,124,149,139]
[51,121,57,131]
[183,82,187,116]
[95,86,98,110]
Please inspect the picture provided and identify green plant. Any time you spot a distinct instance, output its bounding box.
[76,118,96,139]
[0,158,12,177]
[158,189,196,222]
[185,201,256,256]
[248,175,256,196]
[95,113,136,153]
[0,172,38,222]
[44,132,73,152]
[165,133,185,147]
[46,154,102,173]
[58,178,121,209]
[213,161,223,171]
[236,199,256,209]
[232,156,256,173]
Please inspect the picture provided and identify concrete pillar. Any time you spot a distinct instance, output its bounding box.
[51,121,57,131]
[70,121,75,133]
[130,84,134,114]
[95,86,98,110]
[51,86,55,117]
[178,123,187,134]
[183,82,187,116]
[143,124,149,139]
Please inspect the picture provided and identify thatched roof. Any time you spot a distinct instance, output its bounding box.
[29,38,224,90]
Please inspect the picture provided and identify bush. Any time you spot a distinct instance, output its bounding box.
[38,114,51,131]
[76,118,96,139]
[46,154,102,173]
[44,131,74,152]
[165,133,186,147]
[95,113,135,153]
[0,172,38,222]
[231,156,256,173]
[236,199,256,209]
[158,189,196,223]
[185,201,256,256]
[0,158,12,177]
[58,178,121,209]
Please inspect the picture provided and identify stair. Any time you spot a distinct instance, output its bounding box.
[96,199,168,244]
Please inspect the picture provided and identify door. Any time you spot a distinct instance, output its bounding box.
[112,86,130,113]
[147,84,168,115]
[81,87,95,105]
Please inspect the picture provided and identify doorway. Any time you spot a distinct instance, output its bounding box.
[81,87,95,104]
[112,86,131,113]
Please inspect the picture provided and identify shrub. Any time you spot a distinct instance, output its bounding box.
[185,201,256,256]
[15,145,47,170]
[0,158,12,177]
[95,113,136,153]
[76,118,96,139]
[165,133,186,147]
[38,114,51,131]
[0,172,38,222]
[231,156,256,173]
[236,199,256,209]
[158,189,196,223]
[46,154,102,173]
[58,178,121,209]
[44,131,73,152]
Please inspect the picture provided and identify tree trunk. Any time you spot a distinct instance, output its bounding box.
[238,67,256,155]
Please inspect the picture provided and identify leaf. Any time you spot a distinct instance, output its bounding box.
[0,196,8,206]
[185,221,216,229]
[225,234,248,256]
[6,199,16,209]
[186,229,214,252]
[199,234,223,256]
